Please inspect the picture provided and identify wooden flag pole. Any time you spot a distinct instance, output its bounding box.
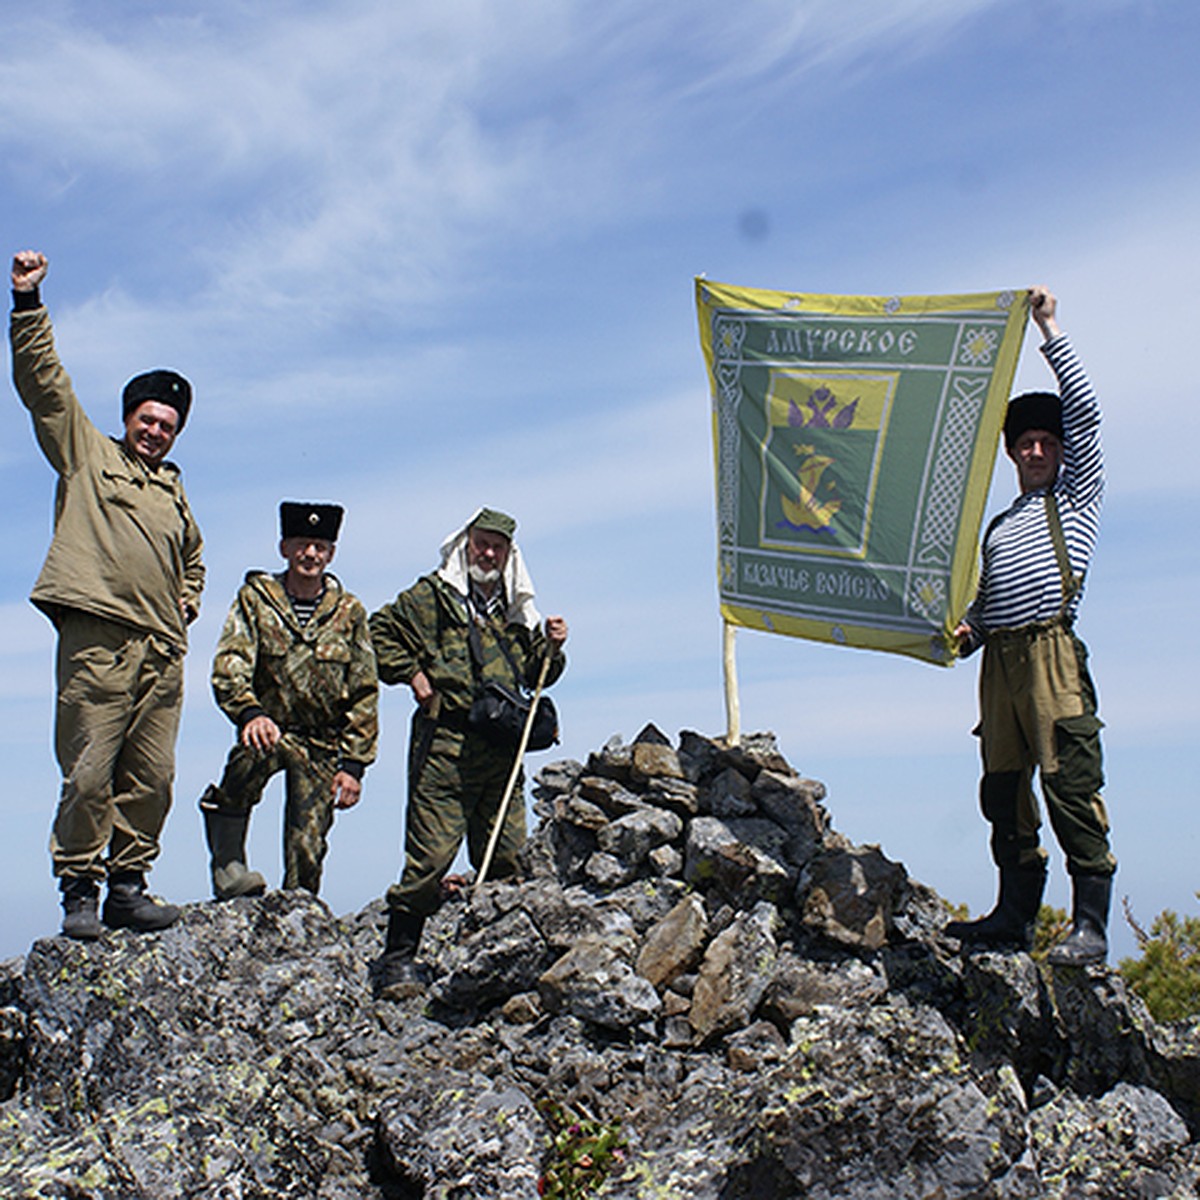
[722,618,741,747]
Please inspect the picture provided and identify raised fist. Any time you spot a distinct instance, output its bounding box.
[11,250,48,292]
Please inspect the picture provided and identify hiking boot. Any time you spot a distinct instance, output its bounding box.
[373,908,427,999]
[374,952,431,1000]
[212,861,268,901]
[945,862,1047,952]
[60,877,102,941]
[102,872,180,932]
[202,800,267,900]
[1047,873,1111,968]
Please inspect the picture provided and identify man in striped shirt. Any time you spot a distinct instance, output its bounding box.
[946,287,1115,967]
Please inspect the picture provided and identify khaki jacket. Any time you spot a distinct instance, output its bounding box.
[11,306,204,648]
[212,572,378,769]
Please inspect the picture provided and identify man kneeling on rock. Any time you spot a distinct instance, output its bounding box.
[199,502,378,899]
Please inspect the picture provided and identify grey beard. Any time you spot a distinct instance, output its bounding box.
[468,564,501,588]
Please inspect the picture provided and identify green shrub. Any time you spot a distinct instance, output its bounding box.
[1119,894,1200,1023]
[1032,903,1070,960]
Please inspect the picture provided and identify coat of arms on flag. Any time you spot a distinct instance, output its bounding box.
[696,280,1028,665]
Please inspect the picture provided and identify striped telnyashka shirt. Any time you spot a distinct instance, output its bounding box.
[285,580,323,627]
[965,334,1103,637]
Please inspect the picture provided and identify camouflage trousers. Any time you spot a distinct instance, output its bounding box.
[976,622,1115,877]
[53,610,183,882]
[202,733,339,894]
[386,713,526,918]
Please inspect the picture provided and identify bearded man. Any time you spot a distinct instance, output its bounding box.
[369,508,568,991]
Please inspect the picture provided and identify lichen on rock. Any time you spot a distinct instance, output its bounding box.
[3,728,1200,1199]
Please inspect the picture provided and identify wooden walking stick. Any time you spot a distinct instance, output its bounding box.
[474,636,554,894]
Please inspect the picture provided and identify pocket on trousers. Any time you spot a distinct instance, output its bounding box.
[1052,713,1105,795]
[70,643,121,668]
[60,643,124,706]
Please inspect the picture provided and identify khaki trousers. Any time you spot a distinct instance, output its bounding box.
[977,621,1114,877]
[53,610,183,881]
[386,714,525,918]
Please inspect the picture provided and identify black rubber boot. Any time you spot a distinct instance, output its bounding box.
[1047,873,1111,967]
[60,877,102,941]
[374,908,428,998]
[945,861,1047,952]
[202,801,267,900]
[102,872,181,932]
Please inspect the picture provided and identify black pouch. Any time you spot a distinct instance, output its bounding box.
[468,680,559,751]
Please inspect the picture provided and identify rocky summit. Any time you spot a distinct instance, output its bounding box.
[3,727,1200,1199]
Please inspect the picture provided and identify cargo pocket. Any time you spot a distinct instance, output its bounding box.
[1052,713,1106,797]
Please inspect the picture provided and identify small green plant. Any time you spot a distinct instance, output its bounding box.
[1032,902,1071,960]
[1119,894,1200,1023]
[537,1099,627,1198]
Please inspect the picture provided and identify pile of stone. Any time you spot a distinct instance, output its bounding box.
[421,724,938,1046]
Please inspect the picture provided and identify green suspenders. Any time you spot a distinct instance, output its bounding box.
[1044,491,1082,619]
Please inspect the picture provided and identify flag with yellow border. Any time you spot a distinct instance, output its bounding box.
[696,279,1028,665]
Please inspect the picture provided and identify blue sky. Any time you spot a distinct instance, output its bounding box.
[2,0,1196,961]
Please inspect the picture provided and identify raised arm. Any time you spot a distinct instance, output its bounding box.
[1034,287,1102,513]
[1028,285,1060,343]
[10,249,100,476]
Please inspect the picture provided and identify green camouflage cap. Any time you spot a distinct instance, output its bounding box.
[470,507,516,539]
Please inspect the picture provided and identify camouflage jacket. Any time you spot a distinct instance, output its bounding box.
[369,574,565,717]
[212,571,378,770]
[11,305,205,648]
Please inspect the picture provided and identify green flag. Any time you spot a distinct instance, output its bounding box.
[696,280,1029,666]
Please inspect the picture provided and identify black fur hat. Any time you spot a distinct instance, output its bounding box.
[121,370,192,430]
[280,502,344,543]
[1003,391,1062,451]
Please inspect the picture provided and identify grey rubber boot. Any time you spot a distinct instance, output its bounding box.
[60,877,102,941]
[945,861,1047,952]
[203,805,267,900]
[102,872,180,932]
[1046,873,1111,967]
[374,908,428,998]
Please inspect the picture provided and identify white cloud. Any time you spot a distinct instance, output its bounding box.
[0,0,1030,326]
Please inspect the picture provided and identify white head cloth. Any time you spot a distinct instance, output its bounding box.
[435,508,542,631]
